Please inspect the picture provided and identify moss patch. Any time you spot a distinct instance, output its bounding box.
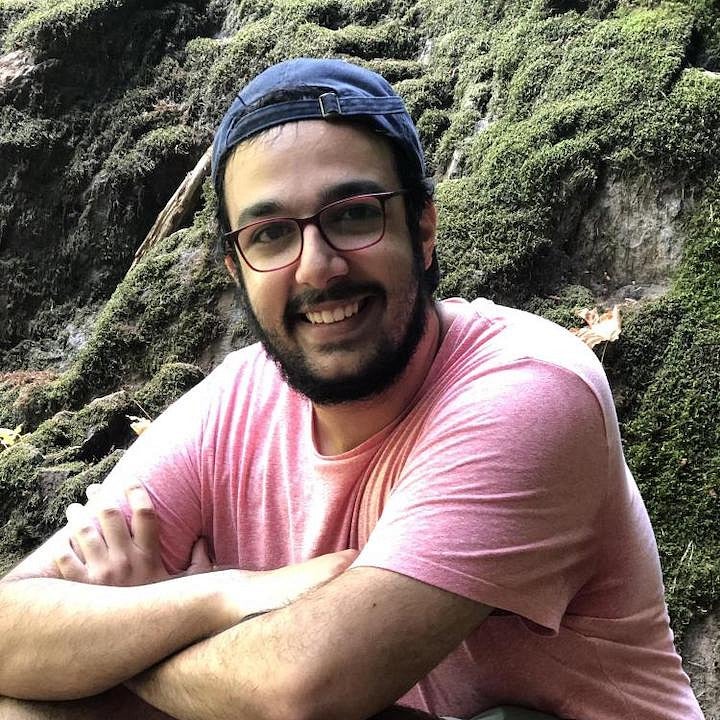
[134,362,206,418]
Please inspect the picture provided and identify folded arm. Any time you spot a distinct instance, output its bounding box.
[128,565,492,720]
[0,486,354,702]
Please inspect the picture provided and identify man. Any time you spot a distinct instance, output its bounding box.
[0,58,704,720]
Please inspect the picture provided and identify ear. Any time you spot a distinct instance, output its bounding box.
[224,253,241,286]
[418,200,437,271]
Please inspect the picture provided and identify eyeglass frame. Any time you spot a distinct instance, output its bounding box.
[224,189,409,272]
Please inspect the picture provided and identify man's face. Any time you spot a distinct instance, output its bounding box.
[223,120,436,405]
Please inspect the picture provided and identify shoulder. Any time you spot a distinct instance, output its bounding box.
[434,297,616,421]
[182,341,287,411]
[438,297,601,372]
[404,299,623,472]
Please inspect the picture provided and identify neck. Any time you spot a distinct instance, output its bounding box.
[312,302,443,456]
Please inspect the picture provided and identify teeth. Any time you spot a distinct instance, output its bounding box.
[306,301,360,325]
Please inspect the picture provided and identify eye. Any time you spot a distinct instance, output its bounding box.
[248,220,296,246]
[324,200,382,233]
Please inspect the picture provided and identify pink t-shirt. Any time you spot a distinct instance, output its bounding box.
[101,298,702,720]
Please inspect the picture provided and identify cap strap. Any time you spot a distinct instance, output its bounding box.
[318,92,341,117]
[228,95,408,138]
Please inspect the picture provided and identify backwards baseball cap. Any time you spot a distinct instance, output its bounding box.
[211,57,426,191]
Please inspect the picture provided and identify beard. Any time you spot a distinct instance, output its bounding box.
[238,258,430,406]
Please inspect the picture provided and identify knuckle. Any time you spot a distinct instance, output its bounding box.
[133,506,156,521]
[96,570,114,585]
[99,506,122,521]
[77,524,97,539]
[54,551,77,567]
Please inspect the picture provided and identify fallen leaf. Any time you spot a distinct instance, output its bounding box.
[126,415,152,436]
[0,424,23,449]
[570,305,622,349]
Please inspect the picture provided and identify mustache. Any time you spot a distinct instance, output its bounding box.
[285,281,385,320]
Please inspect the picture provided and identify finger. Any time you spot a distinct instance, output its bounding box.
[66,503,108,563]
[96,502,134,553]
[126,485,160,553]
[53,539,88,582]
[85,483,102,501]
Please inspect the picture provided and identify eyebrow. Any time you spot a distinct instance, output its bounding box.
[233,179,389,228]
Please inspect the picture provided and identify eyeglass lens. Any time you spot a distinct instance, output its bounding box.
[237,195,386,271]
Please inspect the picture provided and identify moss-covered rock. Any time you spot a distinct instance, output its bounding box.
[0,441,45,572]
[44,449,124,529]
[134,361,206,418]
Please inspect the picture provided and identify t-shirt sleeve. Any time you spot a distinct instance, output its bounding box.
[352,358,610,634]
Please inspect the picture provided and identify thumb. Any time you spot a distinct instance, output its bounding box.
[187,536,213,573]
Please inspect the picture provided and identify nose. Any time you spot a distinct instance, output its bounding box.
[293,222,349,288]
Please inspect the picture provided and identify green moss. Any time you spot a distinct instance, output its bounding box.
[0,107,63,151]
[414,0,716,305]
[432,108,480,175]
[12,189,227,425]
[98,124,199,190]
[340,0,392,24]
[4,0,133,56]
[28,389,137,457]
[395,73,454,117]
[599,185,720,636]
[44,449,123,528]
[0,446,124,574]
[333,19,419,58]
[525,284,596,328]
[0,0,42,41]
[415,108,451,169]
[134,362,206,417]
[0,442,43,525]
[274,0,343,26]
[0,443,44,572]
[363,57,423,82]
[604,297,686,419]
[0,2,212,370]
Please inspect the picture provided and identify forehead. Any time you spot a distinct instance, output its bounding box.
[222,120,400,217]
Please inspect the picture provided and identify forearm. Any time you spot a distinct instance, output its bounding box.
[0,573,234,702]
[0,685,177,720]
[128,620,282,720]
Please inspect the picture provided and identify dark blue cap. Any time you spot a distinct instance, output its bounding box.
[211,57,426,190]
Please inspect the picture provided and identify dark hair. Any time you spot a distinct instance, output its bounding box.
[215,87,439,296]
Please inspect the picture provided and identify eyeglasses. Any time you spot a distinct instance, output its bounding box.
[225,190,408,272]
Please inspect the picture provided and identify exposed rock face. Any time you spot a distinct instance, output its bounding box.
[573,176,690,302]
[0,49,35,90]
[683,608,720,718]
[0,0,718,715]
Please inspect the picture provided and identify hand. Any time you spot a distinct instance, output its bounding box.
[53,484,192,586]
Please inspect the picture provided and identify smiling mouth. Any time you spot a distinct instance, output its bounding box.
[305,301,362,325]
